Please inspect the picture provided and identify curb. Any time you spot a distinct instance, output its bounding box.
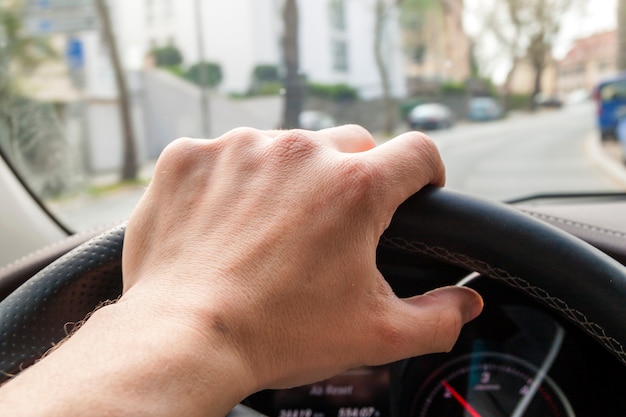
[586,133,626,189]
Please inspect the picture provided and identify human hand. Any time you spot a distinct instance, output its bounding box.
[121,125,482,393]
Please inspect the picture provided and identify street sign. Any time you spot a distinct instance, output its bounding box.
[66,37,84,68]
[24,0,97,34]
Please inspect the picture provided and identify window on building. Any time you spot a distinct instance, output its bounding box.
[332,39,349,72]
[410,45,426,64]
[329,0,346,31]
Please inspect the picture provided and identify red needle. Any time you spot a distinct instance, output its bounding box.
[442,380,484,417]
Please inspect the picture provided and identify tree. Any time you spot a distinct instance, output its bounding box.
[95,0,138,181]
[150,45,184,68]
[281,0,303,129]
[475,0,585,109]
[374,0,396,136]
[0,1,73,198]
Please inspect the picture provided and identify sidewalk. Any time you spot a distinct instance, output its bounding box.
[586,132,626,189]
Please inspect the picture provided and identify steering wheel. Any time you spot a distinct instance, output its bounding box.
[1,187,625,384]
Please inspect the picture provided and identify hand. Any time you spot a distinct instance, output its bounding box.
[122,125,482,390]
[0,125,482,417]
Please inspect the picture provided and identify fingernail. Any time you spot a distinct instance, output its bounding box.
[465,292,484,323]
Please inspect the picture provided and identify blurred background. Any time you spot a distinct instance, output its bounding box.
[0,0,624,231]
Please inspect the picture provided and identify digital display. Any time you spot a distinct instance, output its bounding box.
[273,367,390,417]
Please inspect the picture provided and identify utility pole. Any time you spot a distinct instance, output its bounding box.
[194,0,211,137]
[619,0,626,71]
[281,0,303,129]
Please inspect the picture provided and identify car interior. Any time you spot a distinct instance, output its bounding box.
[0,1,625,416]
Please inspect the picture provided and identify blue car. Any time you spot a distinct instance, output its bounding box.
[594,74,626,141]
[467,97,503,121]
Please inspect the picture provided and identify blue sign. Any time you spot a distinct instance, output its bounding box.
[66,37,84,69]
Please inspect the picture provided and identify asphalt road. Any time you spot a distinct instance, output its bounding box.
[425,102,625,201]
[52,102,626,232]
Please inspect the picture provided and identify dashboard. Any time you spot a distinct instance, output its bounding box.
[244,278,626,417]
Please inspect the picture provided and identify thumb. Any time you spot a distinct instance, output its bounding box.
[371,286,483,363]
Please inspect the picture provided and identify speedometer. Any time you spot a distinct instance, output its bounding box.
[411,352,575,417]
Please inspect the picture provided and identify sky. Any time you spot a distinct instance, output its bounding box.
[464,0,618,83]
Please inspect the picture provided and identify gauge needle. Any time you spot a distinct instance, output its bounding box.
[442,380,483,417]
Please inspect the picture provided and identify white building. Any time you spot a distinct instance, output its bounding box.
[105,0,406,99]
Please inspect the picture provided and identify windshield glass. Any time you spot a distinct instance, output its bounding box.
[0,0,624,233]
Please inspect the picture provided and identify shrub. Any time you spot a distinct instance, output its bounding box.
[307,82,358,101]
[150,45,183,67]
[252,64,280,82]
[185,61,223,88]
[439,81,466,95]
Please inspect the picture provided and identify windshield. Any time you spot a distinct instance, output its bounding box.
[0,0,624,233]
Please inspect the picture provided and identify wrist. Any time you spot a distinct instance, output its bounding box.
[89,298,257,415]
[0,297,257,417]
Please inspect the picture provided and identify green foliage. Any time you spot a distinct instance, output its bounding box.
[0,4,56,80]
[248,64,282,96]
[253,82,283,96]
[439,81,466,95]
[507,94,532,110]
[0,3,74,198]
[399,98,426,119]
[399,0,439,29]
[150,45,183,67]
[164,65,185,77]
[185,61,223,88]
[252,64,280,82]
[307,82,358,101]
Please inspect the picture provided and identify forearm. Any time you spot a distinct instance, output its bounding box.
[0,300,253,417]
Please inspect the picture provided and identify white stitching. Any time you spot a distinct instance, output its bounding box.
[522,210,626,240]
[380,236,626,366]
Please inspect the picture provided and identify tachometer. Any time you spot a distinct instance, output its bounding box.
[412,352,575,417]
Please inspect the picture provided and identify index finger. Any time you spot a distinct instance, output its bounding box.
[364,131,445,208]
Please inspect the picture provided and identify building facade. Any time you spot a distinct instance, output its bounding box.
[557,31,618,95]
[402,0,471,94]
[122,0,406,99]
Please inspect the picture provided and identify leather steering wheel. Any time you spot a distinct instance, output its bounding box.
[1,187,625,383]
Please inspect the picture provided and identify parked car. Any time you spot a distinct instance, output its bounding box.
[594,74,626,141]
[467,97,503,121]
[407,103,454,130]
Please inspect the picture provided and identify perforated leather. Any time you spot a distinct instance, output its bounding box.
[0,225,124,379]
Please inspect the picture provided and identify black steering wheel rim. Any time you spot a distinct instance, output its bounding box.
[1,187,625,383]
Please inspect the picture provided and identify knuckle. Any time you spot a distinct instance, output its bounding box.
[337,158,380,201]
[406,131,439,157]
[222,127,264,146]
[158,137,200,168]
[268,130,319,162]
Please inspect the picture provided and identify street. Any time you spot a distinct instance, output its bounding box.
[51,102,626,232]
[426,102,625,201]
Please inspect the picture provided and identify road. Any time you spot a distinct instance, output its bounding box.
[424,103,624,201]
[52,102,626,232]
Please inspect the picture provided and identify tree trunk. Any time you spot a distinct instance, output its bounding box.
[531,64,543,110]
[619,0,626,71]
[502,57,520,111]
[95,0,138,181]
[282,0,303,129]
[374,0,395,136]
